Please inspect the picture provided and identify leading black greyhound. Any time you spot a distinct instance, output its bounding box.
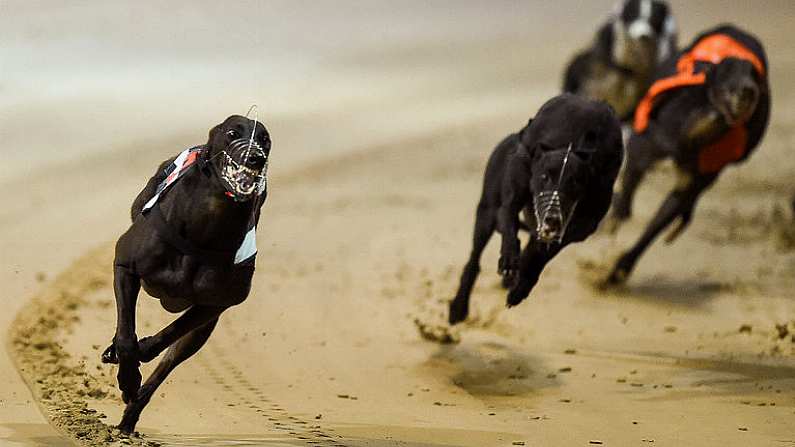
[449,94,623,325]
[102,114,271,433]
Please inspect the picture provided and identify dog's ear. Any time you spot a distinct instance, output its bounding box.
[207,124,222,147]
[516,119,534,156]
[704,63,719,87]
[593,22,615,62]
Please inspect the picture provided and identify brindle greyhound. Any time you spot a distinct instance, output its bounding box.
[449,94,623,325]
[605,25,770,284]
[101,113,271,433]
[564,0,677,122]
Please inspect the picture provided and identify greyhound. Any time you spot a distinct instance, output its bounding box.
[101,112,271,433]
[448,94,623,325]
[605,25,770,284]
[564,0,677,122]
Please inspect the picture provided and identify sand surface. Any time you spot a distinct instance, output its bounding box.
[3,1,795,446]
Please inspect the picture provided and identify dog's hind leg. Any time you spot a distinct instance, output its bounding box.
[449,203,496,325]
[104,304,226,364]
[506,241,561,307]
[118,318,219,434]
[136,305,226,362]
[113,265,143,404]
[607,174,717,284]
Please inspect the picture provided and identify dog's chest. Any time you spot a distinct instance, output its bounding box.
[583,66,645,118]
[140,257,253,307]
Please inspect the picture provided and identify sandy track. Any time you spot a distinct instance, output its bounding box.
[12,112,795,446]
[4,1,795,446]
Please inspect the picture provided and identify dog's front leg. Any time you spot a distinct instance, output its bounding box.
[608,131,662,232]
[507,241,561,307]
[119,318,220,434]
[497,202,522,286]
[449,202,497,325]
[113,265,142,404]
[607,174,717,284]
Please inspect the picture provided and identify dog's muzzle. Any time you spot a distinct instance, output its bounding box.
[534,190,578,244]
[218,138,268,201]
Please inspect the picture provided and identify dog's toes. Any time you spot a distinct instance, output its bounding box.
[600,252,636,288]
[448,299,469,325]
[499,270,519,289]
[117,418,136,435]
[603,266,629,287]
[506,288,528,308]
[101,343,118,364]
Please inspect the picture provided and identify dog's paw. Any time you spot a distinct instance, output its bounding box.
[602,255,634,288]
[117,383,155,434]
[415,318,461,344]
[448,298,469,325]
[603,268,628,287]
[506,286,529,308]
[101,342,118,364]
[498,254,520,286]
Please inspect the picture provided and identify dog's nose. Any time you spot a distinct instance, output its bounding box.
[245,153,266,168]
[637,34,653,46]
[543,215,562,229]
[544,216,560,227]
[628,21,654,42]
[739,85,756,104]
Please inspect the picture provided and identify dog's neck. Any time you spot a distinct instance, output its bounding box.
[160,165,259,253]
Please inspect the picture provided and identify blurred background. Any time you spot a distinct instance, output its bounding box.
[2,1,795,446]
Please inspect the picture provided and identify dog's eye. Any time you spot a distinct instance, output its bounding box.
[226,130,240,139]
[538,143,555,153]
[575,150,593,162]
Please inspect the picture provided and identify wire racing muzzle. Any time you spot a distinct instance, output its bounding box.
[219,138,268,200]
[217,106,268,201]
[533,144,579,244]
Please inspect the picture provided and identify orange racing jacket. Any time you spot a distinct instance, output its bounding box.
[633,33,766,174]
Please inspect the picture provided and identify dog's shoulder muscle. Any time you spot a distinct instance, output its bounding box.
[569,122,623,243]
[650,86,715,149]
[130,156,178,222]
[481,133,529,210]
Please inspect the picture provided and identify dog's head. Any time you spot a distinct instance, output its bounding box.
[206,115,271,202]
[521,95,622,243]
[706,58,762,127]
[611,0,677,72]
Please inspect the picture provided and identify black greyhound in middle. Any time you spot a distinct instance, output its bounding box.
[449,94,623,325]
